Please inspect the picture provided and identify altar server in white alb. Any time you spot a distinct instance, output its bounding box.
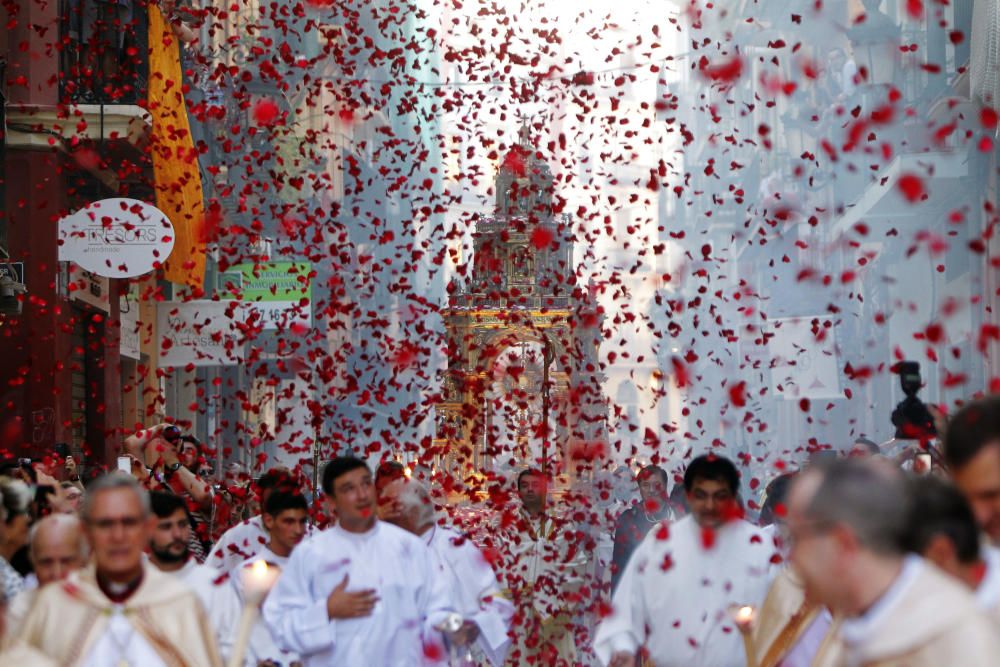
[381,477,513,665]
[216,489,311,666]
[263,456,455,665]
[594,454,778,667]
[208,467,298,572]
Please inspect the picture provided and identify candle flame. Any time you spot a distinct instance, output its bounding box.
[252,559,269,577]
[737,606,754,621]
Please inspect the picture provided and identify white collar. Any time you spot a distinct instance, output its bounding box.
[839,555,922,646]
[332,520,380,542]
[976,546,1000,609]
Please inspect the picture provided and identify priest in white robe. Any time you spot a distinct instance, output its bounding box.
[789,458,1000,666]
[594,455,777,667]
[262,457,455,666]
[15,473,222,666]
[381,477,513,665]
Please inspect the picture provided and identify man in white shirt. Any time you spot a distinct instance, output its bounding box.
[594,454,777,667]
[208,467,301,572]
[148,491,230,604]
[5,513,89,639]
[382,477,513,665]
[263,456,455,665]
[787,458,1000,666]
[217,489,310,666]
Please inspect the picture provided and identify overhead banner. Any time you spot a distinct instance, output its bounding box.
[218,262,312,331]
[157,300,246,367]
[58,198,175,278]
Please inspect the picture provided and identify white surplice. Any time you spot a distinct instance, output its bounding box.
[78,605,167,667]
[213,546,300,667]
[594,515,777,667]
[262,521,454,666]
[976,545,1000,619]
[425,525,513,666]
[207,515,269,572]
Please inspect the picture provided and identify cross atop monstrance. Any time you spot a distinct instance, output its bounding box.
[515,110,536,147]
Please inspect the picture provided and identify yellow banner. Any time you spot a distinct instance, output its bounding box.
[148,4,205,289]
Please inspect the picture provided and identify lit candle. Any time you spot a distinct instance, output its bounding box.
[728,604,759,667]
[241,560,281,606]
[735,605,755,629]
[228,560,282,667]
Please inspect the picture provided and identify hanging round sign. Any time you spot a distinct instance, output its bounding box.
[58,198,175,278]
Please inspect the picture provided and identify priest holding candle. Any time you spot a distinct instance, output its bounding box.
[262,457,455,665]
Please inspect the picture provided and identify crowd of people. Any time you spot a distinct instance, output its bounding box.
[2,395,1000,665]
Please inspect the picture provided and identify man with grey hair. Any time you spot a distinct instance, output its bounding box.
[786,458,1000,665]
[5,513,89,638]
[380,478,513,665]
[14,473,222,665]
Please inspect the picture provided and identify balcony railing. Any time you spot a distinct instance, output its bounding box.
[59,0,148,104]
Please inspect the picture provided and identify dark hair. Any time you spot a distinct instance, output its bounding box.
[853,437,880,455]
[904,475,980,564]
[760,473,796,525]
[322,457,369,495]
[149,491,189,521]
[517,468,545,489]
[375,460,406,489]
[258,467,295,492]
[264,489,309,517]
[944,396,1000,470]
[637,465,668,486]
[683,454,739,495]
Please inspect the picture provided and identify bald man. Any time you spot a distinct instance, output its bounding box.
[5,514,89,639]
[380,478,513,666]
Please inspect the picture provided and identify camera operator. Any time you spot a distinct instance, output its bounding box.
[124,423,214,558]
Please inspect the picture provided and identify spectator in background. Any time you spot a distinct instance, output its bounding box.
[0,479,31,582]
[848,437,880,458]
[125,423,213,558]
[0,483,24,605]
[610,465,670,594]
[59,482,83,514]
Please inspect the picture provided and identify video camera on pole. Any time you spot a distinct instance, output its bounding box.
[890,360,937,441]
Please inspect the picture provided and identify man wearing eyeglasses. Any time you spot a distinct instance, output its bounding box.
[785,458,1000,666]
[13,473,222,666]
